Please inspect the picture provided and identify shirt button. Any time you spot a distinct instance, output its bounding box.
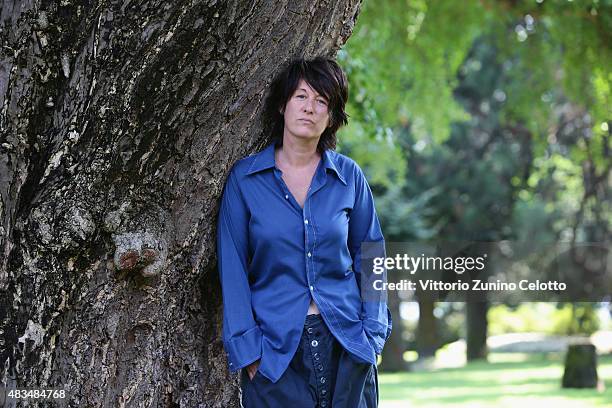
[311,340,319,347]
[320,376,326,384]
[304,219,309,224]
[285,194,289,199]
[309,285,314,291]
[307,252,312,257]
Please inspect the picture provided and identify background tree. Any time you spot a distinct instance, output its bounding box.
[340,0,610,369]
[0,1,362,406]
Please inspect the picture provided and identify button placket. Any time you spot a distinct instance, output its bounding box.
[305,320,329,407]
[303,206,313,291]
[303,202,317,295]
[302,176,330,404]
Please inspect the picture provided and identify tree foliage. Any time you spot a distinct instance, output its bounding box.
[339,0,611,357]
[340,0,610,245]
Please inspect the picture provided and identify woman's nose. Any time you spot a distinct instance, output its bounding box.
[303,98,315,113]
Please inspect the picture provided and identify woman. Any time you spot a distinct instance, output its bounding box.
[217,57,391,407]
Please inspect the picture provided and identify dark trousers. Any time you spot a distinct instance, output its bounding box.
[241,314,378,408]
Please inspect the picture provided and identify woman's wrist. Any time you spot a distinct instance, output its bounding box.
[246,359,261,380]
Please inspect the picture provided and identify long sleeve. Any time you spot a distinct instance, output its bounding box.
[347,164,392,355]
[217,169,262,372]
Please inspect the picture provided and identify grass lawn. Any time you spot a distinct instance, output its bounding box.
[379,353,612,408]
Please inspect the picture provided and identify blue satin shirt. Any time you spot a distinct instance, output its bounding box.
[217,142,392,383]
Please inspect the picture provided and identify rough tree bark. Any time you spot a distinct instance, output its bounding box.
[0,1,361,406]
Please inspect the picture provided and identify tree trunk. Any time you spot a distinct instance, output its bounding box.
[562,342,599,388]
[416,300,437,359]
[0,1,361,406]
[466,301,488,361]
[379,283,407,372]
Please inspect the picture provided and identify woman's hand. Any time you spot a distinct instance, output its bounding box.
[246,359,260,380]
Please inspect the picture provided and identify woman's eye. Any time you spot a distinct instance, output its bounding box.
[317,99,328,106]
[296,94,306,99]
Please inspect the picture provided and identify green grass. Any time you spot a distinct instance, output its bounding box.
[379,353,612,408]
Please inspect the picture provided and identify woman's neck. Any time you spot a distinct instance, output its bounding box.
[277,136,320,168]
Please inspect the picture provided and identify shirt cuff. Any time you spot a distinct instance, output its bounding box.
[224,326,262,371]
[362,309,393,355]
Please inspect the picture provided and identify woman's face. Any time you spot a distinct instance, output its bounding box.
[282,79,330,142]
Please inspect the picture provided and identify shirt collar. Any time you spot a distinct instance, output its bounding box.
[246,142,347,186]
[322,149,347,185]
[246,143,277,175]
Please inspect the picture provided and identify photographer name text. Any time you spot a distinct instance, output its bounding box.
[373,279,567,292]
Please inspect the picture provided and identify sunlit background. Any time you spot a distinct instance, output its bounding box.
[337,0,611,406]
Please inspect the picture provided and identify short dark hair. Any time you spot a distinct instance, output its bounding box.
[263,57,349,152]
